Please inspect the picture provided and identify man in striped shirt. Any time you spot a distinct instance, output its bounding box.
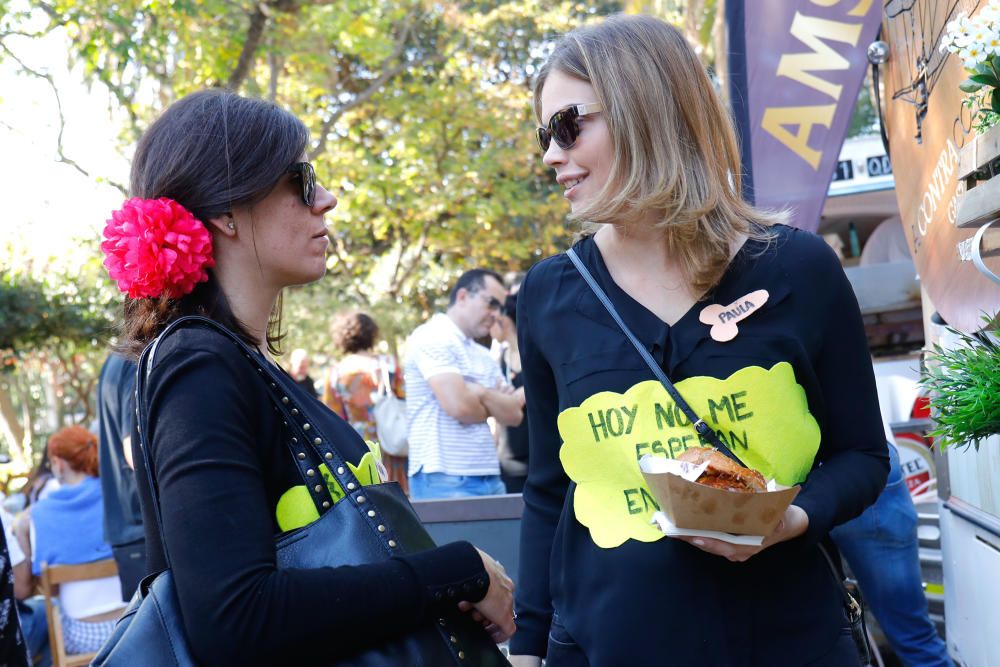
[405,269,525,499]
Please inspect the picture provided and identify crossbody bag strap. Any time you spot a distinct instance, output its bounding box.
[378,359,393,397]
[817,543,863,623]
[565,247,744,466]
[135,334,170,566]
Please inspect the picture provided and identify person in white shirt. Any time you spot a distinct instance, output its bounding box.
[405,269,525,499]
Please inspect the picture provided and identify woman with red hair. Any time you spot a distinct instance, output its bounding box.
[16,426,125,656]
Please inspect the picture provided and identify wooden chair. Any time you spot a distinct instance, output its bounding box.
[39,558,119,667]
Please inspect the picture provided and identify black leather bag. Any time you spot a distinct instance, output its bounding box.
[93,316,507,667]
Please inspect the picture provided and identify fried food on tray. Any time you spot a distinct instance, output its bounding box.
[676,447,766,493]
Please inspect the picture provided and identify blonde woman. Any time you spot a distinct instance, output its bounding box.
[509,15,889,666]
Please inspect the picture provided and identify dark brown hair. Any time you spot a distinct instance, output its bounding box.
[117,89,309,358]
[448,269,504,306]
[48,425,99,477]
[330,311,380,354]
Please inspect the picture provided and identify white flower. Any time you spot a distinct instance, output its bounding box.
[980,6,1000,26]
[985,35,1000,55]
[946,13,969,40]
[962,44,989,67]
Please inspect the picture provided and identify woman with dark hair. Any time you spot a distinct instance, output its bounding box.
[324,310,409,494]
[104,89,513,665]
[16,426,123,656]
[509,15,888,666]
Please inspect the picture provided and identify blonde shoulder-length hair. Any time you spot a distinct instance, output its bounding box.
[534,14,785,295]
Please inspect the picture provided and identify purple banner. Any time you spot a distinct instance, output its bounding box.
[740,0,882,231]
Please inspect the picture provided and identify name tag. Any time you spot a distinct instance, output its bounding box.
[699,290,769,342]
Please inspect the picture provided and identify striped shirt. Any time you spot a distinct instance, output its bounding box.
[405,313,503,476]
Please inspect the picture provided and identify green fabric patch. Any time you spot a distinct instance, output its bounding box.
[275,443,384,532]
[557,362,820,548]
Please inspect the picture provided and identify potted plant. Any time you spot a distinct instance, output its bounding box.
[943,5,1000,134]
[920,314,1000,450]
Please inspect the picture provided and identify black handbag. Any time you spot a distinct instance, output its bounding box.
[93,316,508,666]
[566,247,873,665]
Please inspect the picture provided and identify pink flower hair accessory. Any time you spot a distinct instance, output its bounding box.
[101,197,215,299]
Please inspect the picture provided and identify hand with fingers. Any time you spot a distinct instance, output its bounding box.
[457,548,517,643]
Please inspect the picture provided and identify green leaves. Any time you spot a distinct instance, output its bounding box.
[970,73,999,87]
[961,78,985,93]
[957,58,1000,133]
[2,0,622,343]
[0,260,117,363]
[920,314,1000,450]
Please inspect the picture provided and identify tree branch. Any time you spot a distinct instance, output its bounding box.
[0,42,127,195]
[389,214,437,297]
[324,230,353,274]
[0,29,48,40]
[226,2,271,91]
[308,14,432,160]
[267,38,283,101]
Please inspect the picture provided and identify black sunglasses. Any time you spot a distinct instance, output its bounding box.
[286,162,316,207]
[476,291,503,312]
[536,102,603,153]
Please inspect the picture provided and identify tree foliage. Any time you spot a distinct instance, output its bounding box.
[2,0,636,348]
[0,0,636,460]
[0,243,118,468]
[2,1,732,461]
[0,260,114,360]
[7,1,618,295]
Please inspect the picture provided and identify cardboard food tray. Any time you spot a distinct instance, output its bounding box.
[640,456,800,536]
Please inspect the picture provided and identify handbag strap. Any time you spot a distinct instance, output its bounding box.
[134,334,174,568]
[565,247,745,466]
[566,247,868,646]
[817,543,863,623]
[377,358,394,397]
[135,316,403,565]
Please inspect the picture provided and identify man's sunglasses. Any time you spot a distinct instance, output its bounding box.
[287,162,316,207]
[536,102,603,153]
[478,292,503,312]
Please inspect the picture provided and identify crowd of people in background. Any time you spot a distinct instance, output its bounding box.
[0,12,954,667]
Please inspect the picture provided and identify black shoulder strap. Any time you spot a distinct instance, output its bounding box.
[565,247,745,466]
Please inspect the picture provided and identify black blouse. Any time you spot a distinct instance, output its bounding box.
[134,325,489,666]
[509,226,889,665]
